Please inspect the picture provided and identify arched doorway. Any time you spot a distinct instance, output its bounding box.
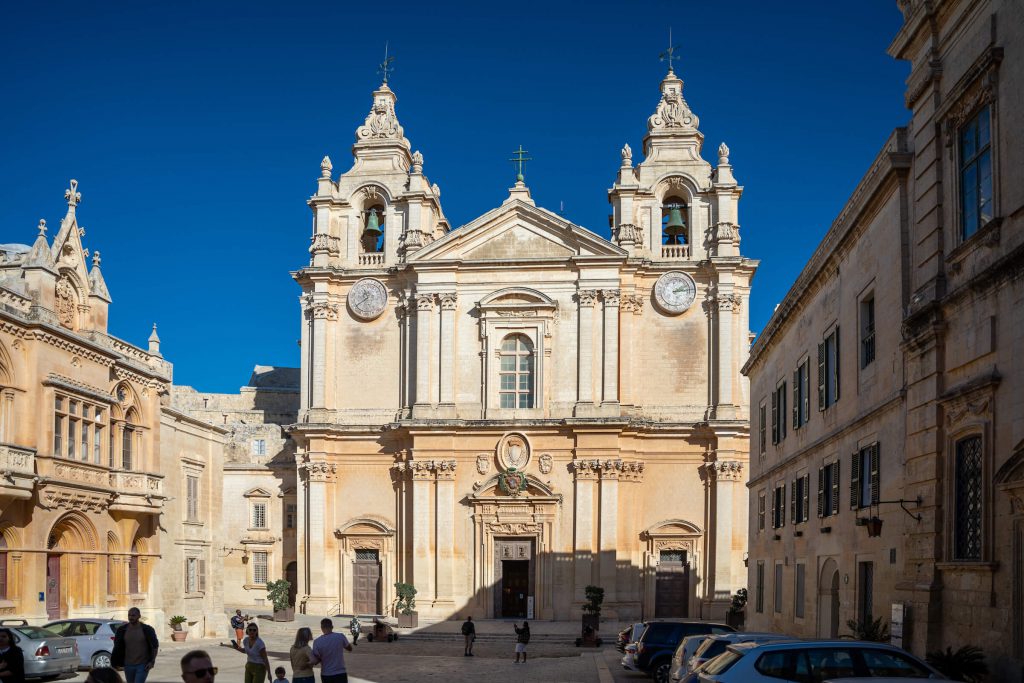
[46,514,98,619]
[818,558,840,638]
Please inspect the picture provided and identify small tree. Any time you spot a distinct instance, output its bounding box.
[728,588,748,615]
[394,582,417,615]
[846,616,889,642]
[266,579,292,612]
[583,585,604,616]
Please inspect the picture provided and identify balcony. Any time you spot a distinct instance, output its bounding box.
[0,444,36,503]
[358,252,384,266]
[660,244,690,260]
[34,455,164,514]
[109,471,164,513]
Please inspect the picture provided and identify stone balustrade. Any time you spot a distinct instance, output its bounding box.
[0,444,36,501]
[109,470,163,497]
[660,244,690,260]
[358,252,385,266]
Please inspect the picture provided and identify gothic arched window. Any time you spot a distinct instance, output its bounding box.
[499,335,534,409]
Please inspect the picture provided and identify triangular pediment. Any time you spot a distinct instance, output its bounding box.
[408,199,626,263]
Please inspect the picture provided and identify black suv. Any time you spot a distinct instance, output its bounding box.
[634,620,734,683]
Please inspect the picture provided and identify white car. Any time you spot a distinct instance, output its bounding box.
[669,634,715,681]
[686,632,794,674]
[696,640,946,681]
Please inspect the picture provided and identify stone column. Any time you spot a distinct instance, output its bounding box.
[301,460,337,613]
[598,460,620,606]
[310,300,338,409]
[618,295,643,406]
[571,459,598,604]
[411,461,434,606]
[576,290,599,413]
[413,294,434,412]
[716,294,739,419]
[601,290,620,406]
[438,293,457,411]
[708,460,743,613]
[434,460,457,610]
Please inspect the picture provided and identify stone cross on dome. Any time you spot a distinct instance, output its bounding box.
[509,145,532,183]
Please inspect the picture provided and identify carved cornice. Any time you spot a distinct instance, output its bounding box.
[577,290,599,307]
[705,460,744,482]
[393,459,457,481]
[486,521,542,536]
[570,458,644,482]
[601,289,621,307]
[300,460,337,482]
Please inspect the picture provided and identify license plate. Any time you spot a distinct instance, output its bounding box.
[57,647,72,655]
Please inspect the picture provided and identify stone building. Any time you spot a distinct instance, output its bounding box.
[0,182,178,628]
[745,0,1024,676]
[170,367,299,609]
[291,67,757,622]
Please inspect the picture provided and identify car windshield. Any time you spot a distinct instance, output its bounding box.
[700,650,743,674]
[16,626,61,639]
[697,640,729,660]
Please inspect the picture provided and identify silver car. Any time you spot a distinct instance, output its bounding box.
[0,620,79,680]
[44,618,126,669]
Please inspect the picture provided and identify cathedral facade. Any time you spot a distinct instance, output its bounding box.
[291,68,757,621]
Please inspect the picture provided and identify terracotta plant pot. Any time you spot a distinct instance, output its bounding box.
[171,631,188,642]
[397,612,418,628]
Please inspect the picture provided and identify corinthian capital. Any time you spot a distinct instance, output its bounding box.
[439,292,458,311]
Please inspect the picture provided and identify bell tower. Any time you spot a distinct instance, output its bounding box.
[307,78,449,271]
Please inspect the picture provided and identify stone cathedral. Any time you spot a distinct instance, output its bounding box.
[291,66,757,622]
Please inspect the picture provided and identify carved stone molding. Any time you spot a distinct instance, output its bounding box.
[538,453,553,475]
[570,458,645,482]
[620,294,644,314]
[439,292,458,311]
[614,223,643,246]
[301,461,337,482]
[399,459,457,481]
[310,302,339,320]
[309,233,341,257]
[39,486,112,513]
[601,289,621,307]
[414,293,435,311]
[476,454,491,475]
[486,521,541,536]
[356,87,403,141]
[648,74,698,131]
[706,460,744,482]
[577,290,599,307]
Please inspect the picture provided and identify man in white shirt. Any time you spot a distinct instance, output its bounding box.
[309,618,353,683]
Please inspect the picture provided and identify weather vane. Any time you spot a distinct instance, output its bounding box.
[659,27,680,73]
[509,145,532,182]
[378,41,395,84]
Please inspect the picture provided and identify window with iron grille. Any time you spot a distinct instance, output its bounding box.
[355,549,379,562]
[252,502,267,529]
[755,561,765,613]
[954,436,983,560]
[774,563,783,613]
[253,551,268,585]
[818,327,840,410]
[860,296,876,369]
[960,105,993,240]
[795,563,806,618]
[858,561,874,624]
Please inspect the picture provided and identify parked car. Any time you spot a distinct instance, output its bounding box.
[623,619,734,683]
[43,618,126,669]
[617,621,646,652]
[695,640,946,682]
[685,632,794,674]
[669,634,717,682]
[0,620,79,680]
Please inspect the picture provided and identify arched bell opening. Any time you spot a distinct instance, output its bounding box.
[661,195,689,246]
[361,203,386,254]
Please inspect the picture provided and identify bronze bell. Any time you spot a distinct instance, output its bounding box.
[363,208,383,238]
[664,205,686,237]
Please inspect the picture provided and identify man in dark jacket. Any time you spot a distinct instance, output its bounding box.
[111,607,159,683]
[461,616,475,656]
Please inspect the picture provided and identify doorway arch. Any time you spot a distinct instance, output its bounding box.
[46,513,99,619]
[817,558,840,638]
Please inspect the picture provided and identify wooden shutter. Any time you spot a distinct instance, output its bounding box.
[850,451,861,509]
[771,391,778,444]
[817,467,825,517]
[870,443,880,505]
[831,462,841,515]
[184,559,189,592]
[802,362,811,421]
[790,479,797,524]
[0,552,7,600]
[199,558,207,592]
[781,484,787,527]
[792,370,799,429]
[780,386,787,440]
[817,342,826,410]
[833,326,841,402]
[798,475,806,524]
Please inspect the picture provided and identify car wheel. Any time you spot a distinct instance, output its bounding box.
[654,661,671,683]
[92,652,112,669]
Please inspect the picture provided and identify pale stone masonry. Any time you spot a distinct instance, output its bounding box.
[745,0,1024,677]
[291,68,757,621]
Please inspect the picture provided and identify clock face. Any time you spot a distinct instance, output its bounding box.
[347,278,388,320]
[653,271,697,314]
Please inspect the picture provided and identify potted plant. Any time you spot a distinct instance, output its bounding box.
[847,616,890,642]
[576,585,603,647]
[926,644,989,682]
[169,615,188,641]
[726,588,747,629]
[267,579,294,621]
[394,582,418,628]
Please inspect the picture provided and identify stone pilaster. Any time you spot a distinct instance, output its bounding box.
[307,298,338,408]
[575,290,599,414]
[300,459,337,614]
[410,460,435,603]
[601,290,620,407]
[570,458,600,604]
[618,294,643,407]
[598,460,619,607]
[413,294,434,413]
[438,293,457,413]
[706,459,743,615]
[433,460,457,609]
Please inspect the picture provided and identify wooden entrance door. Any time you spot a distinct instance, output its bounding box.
[501,560,529,617]
[46,554,61,619]
[352,550,380,615]
[654,550,689,617]
[285,562,298,607]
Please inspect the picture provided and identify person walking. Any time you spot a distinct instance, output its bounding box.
[513,621,530,664]
[231,623,272,683]
[180,650,218,682]
[288,627,316,683]
[111,607,159,683]
[0,627,25,682]
[309,618,353,683]
[348,616,361,646]
[461,616,475,656]
[229,610,250,647]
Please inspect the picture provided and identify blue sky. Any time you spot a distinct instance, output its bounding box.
[0,1,909,392]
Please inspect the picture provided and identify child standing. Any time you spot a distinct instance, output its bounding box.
[273,667,289,683]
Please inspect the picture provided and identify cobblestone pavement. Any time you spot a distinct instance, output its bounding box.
[57,617,631,683]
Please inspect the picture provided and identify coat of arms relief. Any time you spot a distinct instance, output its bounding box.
[496,432,530,497]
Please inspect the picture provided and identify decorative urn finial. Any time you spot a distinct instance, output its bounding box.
[718,142,730,165]
[620,143,633,167]
[411,150,423,174]
[320,155,333,178]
